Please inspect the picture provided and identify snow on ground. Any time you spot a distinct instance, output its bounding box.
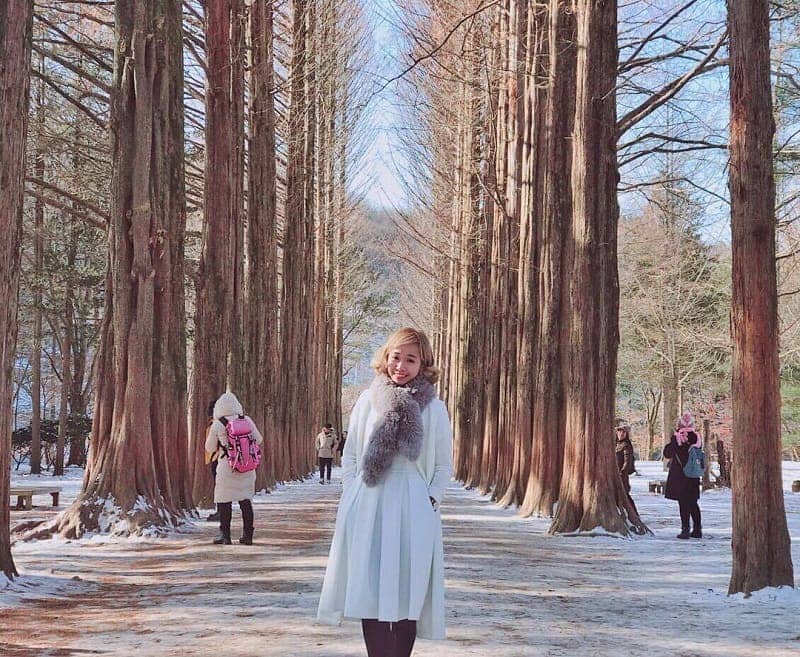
[1,462,799,656]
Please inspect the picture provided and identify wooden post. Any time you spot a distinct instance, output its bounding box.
[717,439,730,488]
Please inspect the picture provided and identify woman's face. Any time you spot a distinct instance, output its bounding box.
[387,342,422,385]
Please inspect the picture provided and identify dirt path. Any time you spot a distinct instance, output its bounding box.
[3,470,799,657]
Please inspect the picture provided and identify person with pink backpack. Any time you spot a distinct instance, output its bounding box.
[204,392,264,545]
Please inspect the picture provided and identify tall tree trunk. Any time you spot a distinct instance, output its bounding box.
[227,0,247,394]
[280,0,316,481]
[30,70,45,475]
[728,0,794,595]
[550,0,646,536]
[190,0,235,508]
[54,0,191,536]
[54,286,72,477]
[520,0,575,518]
[246,0,279,491]
[0,0,34,579]
[494,0,523,506]
[479,2,507,496]
[66,95,86,468]
[661,365,678,442]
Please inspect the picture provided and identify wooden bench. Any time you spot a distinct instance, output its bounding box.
[9,486,62,510]
[648,480,666,494]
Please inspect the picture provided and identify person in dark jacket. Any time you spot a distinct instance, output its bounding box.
[615,423,637,511]
[663,412,702,539]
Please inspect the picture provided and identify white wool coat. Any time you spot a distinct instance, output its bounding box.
[204,393,264,504]
[317,387,453,640]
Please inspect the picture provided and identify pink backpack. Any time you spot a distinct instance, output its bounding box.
[219,415,261,473]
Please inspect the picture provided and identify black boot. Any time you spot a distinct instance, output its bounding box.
[677,526,690,539]
[214,502,232,545]
[690,526,702,539]
[239,499,254,545]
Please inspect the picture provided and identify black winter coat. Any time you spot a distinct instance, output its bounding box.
[663,435,700,501]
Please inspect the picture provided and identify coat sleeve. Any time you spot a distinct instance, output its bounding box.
[342,392,368,489]
[663,436,677,459]
[427,400,453,505]
[205,421,223,453]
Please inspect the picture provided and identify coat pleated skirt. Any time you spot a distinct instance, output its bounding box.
[213,455,257,504]
[318,455,444,638]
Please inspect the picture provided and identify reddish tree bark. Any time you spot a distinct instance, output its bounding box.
[245,0,279,491]
[279,0,316,481]
[728,0,794,595]
[53,0,191,537]
[520,0,573,518]
[550,0,646,536]
[0,0,34,578]
[189,0,235,508]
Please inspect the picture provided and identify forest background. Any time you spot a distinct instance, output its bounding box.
[1,0,798,597]
[12,0,800,467]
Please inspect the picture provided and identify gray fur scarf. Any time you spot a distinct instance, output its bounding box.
[361,373,437,487]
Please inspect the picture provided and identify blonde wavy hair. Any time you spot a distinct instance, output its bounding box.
[371,327,440,384]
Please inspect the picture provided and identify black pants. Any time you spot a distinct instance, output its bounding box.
[620,473,637,513]
[678,498,701,530]
[319,457,333,481]
[361,619,417,657]
[218,499,254,539]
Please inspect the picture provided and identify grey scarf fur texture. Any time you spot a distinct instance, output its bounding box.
[361,373,437,487]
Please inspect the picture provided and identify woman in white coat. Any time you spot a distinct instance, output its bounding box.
[318,327,453,657]
[204,392,264,545]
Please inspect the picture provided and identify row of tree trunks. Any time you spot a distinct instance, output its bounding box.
[54,0,192,536]
[431,0,647,535]
[0,0,34,579]
[3,0,355,545]
[727,0,794,595]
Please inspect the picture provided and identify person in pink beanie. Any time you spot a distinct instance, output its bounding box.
[662,412,703,539]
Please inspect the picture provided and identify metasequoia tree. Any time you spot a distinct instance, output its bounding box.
[53,0,192,536]
[549,0,637,534]
[397,0,646,533]
[189,0,239,508]
[29,72,46,475]
[279,0,317,480]
[728,0,794,595]
[1,0,34,579]
[520,0,574,517]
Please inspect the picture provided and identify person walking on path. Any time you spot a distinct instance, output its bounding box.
[663,411,703,539]
[317,423,337,484]
[318,327,453,657]
[205,392,264,545]
[615,423,637,513]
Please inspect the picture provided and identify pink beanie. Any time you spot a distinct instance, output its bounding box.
[675,412,702,448]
